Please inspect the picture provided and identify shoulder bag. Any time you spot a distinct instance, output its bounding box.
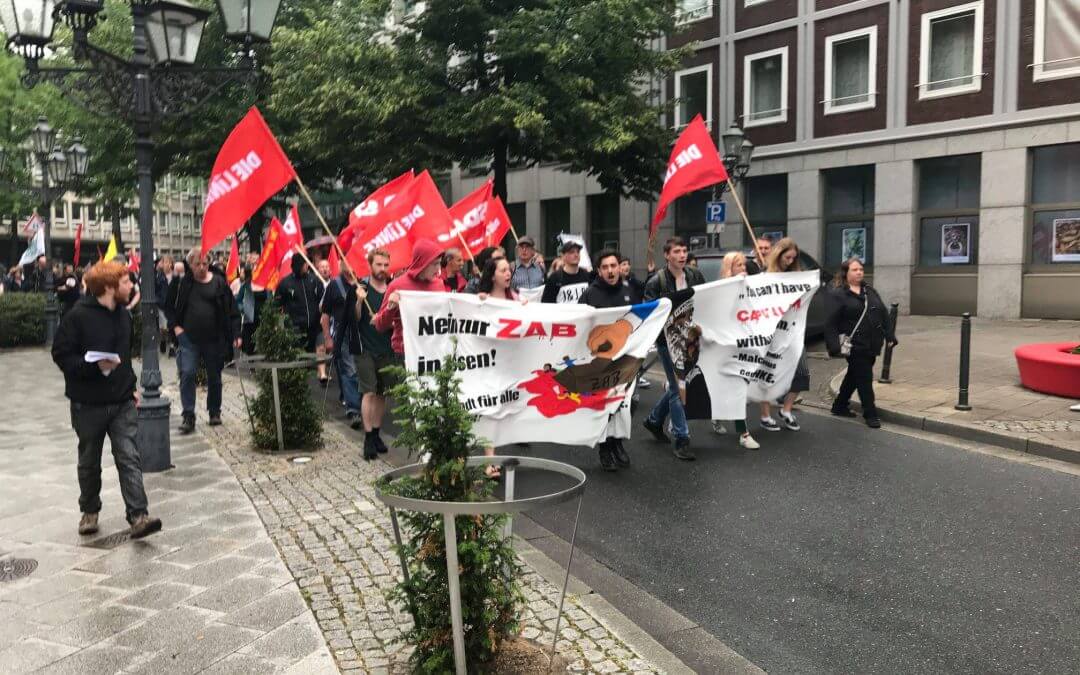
[838,291,869,357]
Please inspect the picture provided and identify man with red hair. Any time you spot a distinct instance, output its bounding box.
[51,261,163,539]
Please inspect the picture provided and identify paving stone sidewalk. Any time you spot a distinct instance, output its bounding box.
[0,350,335,674]
[802,315,1080,460]
[186,369,678,674]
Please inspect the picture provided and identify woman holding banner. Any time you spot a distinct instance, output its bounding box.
[758,238,809,434]
[477,257,520,302]
[825,258,897,428]
[710,252,762,449]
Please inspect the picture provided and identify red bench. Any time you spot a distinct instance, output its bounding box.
[1014,342,1080,399]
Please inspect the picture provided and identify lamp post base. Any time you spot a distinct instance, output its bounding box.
[137,394,172,472]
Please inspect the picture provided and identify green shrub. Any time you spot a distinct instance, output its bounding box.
[251,302,322,450]
[0,293,45,347]
[381,352,522,673]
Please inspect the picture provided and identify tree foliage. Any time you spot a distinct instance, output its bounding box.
[251,301,322,450]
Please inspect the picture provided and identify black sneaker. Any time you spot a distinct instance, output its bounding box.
[373,434,389,454]
[347,412,363,430]
[779,411,800,431]
[179,414,195,434]
[611,439,630,468]
[362,435,378,461]
[865,417,882,429]
[672,437,695,461]
[759,417,781,432]
[831,407,857,418]
[208,414,222,427]
[597,444,617,472]
[643,418,669,443]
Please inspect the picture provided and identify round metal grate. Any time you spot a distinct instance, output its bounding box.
[0,557,38,582]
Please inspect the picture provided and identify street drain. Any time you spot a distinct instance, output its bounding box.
[83,531,131,550]
[0,557,38,582]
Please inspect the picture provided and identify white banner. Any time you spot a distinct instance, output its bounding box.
[672,271,820,420]
[400,291,671,447]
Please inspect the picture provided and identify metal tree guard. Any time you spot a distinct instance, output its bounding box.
[376,455,587,675]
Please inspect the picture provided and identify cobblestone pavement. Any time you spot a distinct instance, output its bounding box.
[0,350,335,674]
[184,372,668,674]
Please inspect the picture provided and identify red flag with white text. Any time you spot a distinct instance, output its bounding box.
[200,107,297,255]
[441,181,512,256]
[252,218,287,290]
[345,171,452,277]
[651,115,728,236]
[73,222,83,266]
[276,204,304,279]
[340,170,415,254]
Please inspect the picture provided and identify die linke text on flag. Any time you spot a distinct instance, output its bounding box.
[651,114,729,235]
[200,107,296,256]
[345,170,452,277]
[441,180,513,256]
[252,217,287,290]
[339,170,415,255]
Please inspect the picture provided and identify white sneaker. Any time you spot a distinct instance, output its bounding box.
[637,377,652,389]
[711,421,727,434]
[1071,403,1080,412]
[739,433,760,450]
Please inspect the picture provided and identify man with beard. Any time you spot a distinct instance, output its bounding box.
[51,261,162,539]
[579,249,638,471]
[441,248,467,292]
[352,248,395,459]
[542,239,591,304]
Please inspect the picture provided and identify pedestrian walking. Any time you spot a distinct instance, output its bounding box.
[313,258,332,385]
[825,257,897,428]
[542,239,591,304]
[275,254,324,353]
[711,252,760,449]
[579,249,638,470]
[50,260,162,539]
[351,249,392,459]
[321,264,362,428]
[758,238,809,434]
[746,237,773,275]
[510,236,545,291]
[642,237,704,461]
[55,263,80,317]
[235,266,257,355]
[166,248,242,434]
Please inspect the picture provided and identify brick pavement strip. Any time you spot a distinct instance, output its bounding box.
[190,373,665,674]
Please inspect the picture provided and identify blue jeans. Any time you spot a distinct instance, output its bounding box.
[335,340,360,415]
[70,400,149,523]
[646,342,689,442]
[177,333,225,416]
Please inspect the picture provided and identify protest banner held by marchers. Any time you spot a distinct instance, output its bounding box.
[652,114,729,236]
[200,107,296,255]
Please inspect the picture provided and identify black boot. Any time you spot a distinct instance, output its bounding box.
[363,433,378,460]
[597,441,617,472]
[611,439,630,468]
[373,428,388,454]
[179,413,195,434]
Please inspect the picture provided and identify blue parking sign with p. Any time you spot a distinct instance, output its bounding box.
[706,201,726,225]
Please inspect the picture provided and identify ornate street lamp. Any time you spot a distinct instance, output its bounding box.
[29,115,55,155]
[46,146,70,185]
[721,123,744,160]
[2,0,279,472]
[66,136,89,178]
[711,123,756,247]
[0,0,58,60]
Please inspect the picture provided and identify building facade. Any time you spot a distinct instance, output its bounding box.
[447,0,1080,319]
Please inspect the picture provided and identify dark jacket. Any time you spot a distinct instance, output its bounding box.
[643,266,703,347]
[275,272,323,332]
[52,295,138,404]
[165,268,240,343]
[824,284,896,358]
[625,273,646,301]
[578,276,637,309]
[55,273,80,311]
[542,268,592,304]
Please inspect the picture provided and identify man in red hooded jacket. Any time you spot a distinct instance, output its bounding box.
[373,238,446,357]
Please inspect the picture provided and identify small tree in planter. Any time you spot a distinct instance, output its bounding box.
[381,355,523,673]
[251,302,322,450]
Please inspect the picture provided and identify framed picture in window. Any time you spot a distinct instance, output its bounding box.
[841,227,867,262]
[1052,218,1080,262]
[761,230,785,244]
[941,223,971,264]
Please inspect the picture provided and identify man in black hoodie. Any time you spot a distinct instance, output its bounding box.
[166,248,241,434]
[579,249,638,471]
[51,260,162,539]
[276,254,323,352]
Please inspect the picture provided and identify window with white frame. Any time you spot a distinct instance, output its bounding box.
[918,1,983,99]
[744,0,774,6]
[744,46,788,126]
[676,0,711,24]
[825,26,876,114]
[675,64,711,128]
[1033,0,1080,82]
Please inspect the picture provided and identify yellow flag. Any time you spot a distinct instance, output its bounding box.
[103,235,118,262]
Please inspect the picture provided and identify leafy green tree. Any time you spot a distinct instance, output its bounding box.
[251,301,322,450]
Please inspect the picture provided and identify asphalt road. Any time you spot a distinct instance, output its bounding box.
[508,386,1080,675]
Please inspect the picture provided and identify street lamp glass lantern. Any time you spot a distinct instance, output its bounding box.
[47,147,70,184]
[145,0,210,65]
[30,115,56,155]
[216,0,281,44]
[738,139,755,170]
[0,0,58,59]
[66,136,89,178]
[721,123,744,161]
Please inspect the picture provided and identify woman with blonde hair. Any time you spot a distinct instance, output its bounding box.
[711,251,760,449]
[758,238,809,434]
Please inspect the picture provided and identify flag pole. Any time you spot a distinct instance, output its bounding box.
[292,245,327,285]
[455,232,476,263]
[726,181,766,270]
[293,177,374,314]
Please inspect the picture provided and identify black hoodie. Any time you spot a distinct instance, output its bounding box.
[275,255,323,332]
[578,275,636,309]
[52,295,138,404]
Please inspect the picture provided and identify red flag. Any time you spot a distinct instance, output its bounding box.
[73,222,83,266]
[200,107,297,255]
[483,196,513,251]
[441,181,512,257]
[226,236,240,283]
[128,250,140,274]
[651,115,729,235]
[252,218,287,290]
[344,170,415,240]
[345,171,452,277]
[276,204,304,279]
[327,245,341,278]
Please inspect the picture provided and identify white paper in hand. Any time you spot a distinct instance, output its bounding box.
[85,351,121,363]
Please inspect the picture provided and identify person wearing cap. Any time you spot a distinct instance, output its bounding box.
[541,239,591,304]
[510,236,545,291]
